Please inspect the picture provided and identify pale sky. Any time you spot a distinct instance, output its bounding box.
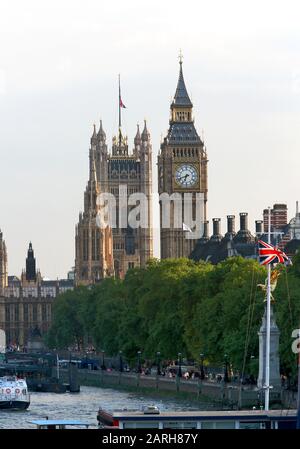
[0,0,300,278]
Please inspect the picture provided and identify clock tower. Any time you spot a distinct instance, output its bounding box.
[158,57,208,259]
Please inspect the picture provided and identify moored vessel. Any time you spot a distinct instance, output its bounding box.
[0,376,30,410]
[97,406,297,429]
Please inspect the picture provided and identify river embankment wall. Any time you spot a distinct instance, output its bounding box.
[60,368,296,409]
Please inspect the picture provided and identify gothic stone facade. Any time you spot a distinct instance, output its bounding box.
[75,120,153,283]
[0,241,73,347]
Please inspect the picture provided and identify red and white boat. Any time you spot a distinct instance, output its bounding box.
[0,376,30,410]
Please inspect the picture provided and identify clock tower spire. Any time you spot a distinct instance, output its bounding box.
[158,57,208,259]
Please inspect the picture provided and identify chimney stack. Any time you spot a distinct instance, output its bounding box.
[210,218,222,242]
[227,215,235,234]
[203,220,209,239]
[213,218,221,236]
[255,220,263,235]
[240,213,248,232]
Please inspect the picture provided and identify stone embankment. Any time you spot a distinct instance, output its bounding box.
[59,368,296,409]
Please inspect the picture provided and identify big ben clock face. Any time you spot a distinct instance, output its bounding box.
[175,164,198,188]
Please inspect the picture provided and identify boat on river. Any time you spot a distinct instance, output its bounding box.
[97,405,297,429]
[0,376,30,410]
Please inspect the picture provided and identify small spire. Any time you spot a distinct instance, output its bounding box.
[97,120,106,141]
[141,120,150,141]
[172,56,193,107]
[178,49,183,65]
[91,123,97,144]
[134,123,141,145]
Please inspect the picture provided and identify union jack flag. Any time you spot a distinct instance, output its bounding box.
[258,240,291,266]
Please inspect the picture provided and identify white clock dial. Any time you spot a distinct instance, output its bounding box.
[175,164,198,188]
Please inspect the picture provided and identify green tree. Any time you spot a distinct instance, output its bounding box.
[46,287,86,350]
[45,253,300,380]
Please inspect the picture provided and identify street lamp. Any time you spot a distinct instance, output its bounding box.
[119,351,123,373]
[224,354,229,383]
[156,352,161,376]
[101,350,106,370]
[177,352,182,378]
[137,351,142,373]
[200,353,205,380]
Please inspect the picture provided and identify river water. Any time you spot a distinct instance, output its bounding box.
[0,386,201,429]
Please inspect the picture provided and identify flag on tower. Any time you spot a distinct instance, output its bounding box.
[119,97,126,109]
[258,240,292,266]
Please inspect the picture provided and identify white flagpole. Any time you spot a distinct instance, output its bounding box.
[265,206,271,411]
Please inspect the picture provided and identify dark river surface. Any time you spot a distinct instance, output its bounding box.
[0,386,200,429]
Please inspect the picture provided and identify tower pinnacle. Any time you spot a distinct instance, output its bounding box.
[141,120,150,141]
[134,124,141,146]
[97,120,106,141]
[172,56,193,108]
[178,49,183,65]
[26,242,37,282]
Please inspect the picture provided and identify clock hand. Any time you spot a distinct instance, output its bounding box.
[180,173,189,181]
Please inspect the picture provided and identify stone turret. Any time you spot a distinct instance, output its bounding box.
[97,120,106,143]
[75,125,114,285]
[141,120,150,142]
[94,121,108,189]
[26,242,36,282]
[134,124,141,147]
[91,124,97,145]
[139,120,153,267]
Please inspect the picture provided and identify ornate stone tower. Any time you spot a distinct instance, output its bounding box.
[158,58,208,259]
[76,114,153,282]
[105,120,153,278]
[75,130,114,285]
[0,230,8,294]
[26,242,37,282]
[20,242,42,286]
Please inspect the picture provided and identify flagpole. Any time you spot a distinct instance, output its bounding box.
[118,74,122,149]
[118,74,121,129]
[265,206,271,410]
